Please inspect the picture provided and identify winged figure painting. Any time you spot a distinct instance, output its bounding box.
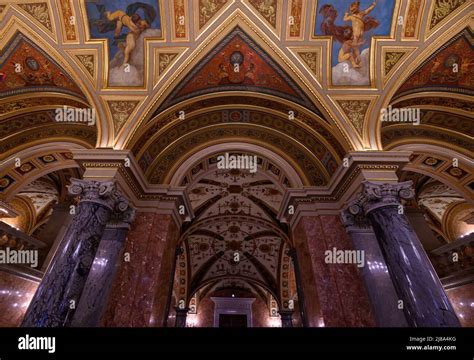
[319,1,379,69]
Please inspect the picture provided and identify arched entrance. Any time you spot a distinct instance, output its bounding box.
[164,144,310,327]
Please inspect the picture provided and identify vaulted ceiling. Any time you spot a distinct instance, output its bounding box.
[0,1,472,197]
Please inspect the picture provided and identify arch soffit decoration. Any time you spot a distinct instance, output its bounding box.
[373,9,473,149]
[0,13,110,147]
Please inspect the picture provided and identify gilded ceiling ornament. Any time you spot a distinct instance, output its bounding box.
[247,0,278,28]
[58,0,77,41]
[199,0,228,29]
[297,52,318,76]
[158,53,178,75]
[287,0,304,38]
[430,0,467,30]
[404,0,422,38]
[17,3,52,32]
[107,100,140,136]
[75,54,95,78]
[384,51,405,76]
[173,0,187,39]
[336,100,370,137]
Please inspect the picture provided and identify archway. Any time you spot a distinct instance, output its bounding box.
[163,145,312,327]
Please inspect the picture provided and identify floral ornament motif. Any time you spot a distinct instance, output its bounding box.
[430,0,467,29]
[298,52,318,75]
[18,3,52,32]
[384,51,405,76]
[336,100,370,137]
[107,100,140,135]
[158,53,178,75]
[75,55,95,78]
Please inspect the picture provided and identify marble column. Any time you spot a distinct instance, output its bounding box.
[70,206,135,327]
[101,212,180,327]
[287,248,308,327]
[279,310,293,328]
[35,203,73,271]
[350,181,460,327]
[175,307,189,328]
[22,179,129,327]
[341,210,408,327]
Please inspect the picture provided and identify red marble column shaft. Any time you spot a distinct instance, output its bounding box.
[293,215,376,327]
[101,212,179,327]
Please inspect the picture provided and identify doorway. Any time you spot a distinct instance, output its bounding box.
[219,314,248,327]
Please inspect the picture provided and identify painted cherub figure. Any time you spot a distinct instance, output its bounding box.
[93,3,156,67]
[104,10,150,66]
[343,1,379,67]
[344,0,378,46]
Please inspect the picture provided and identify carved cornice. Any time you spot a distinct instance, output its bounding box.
[72,150,194,226]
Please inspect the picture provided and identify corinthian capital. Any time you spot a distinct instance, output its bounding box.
[68,178,129,211]
[349,181,415,215]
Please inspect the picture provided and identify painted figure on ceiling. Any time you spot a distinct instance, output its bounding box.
[85,0,162,86]
[317,0,393,86]
[93,3,156,66]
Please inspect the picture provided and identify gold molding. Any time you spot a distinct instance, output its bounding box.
[401,0,426,40]
[0,17,108,147]
[65,49,99,89]
[170,0,190,42]
[119,9,354,153]
[55,0,79,44]
[194,0,236,40]
[330,95,378,147]
[375,15,473,150]
[101,96,144,141]
[152,47,189,87]
[381,46,416,87]
[285,0,307,42]
[13,1,57,42]
[241,0,283,40]
[288,46,323,86]
[425,0,471,40]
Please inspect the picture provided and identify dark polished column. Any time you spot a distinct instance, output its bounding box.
[350,181,460,327]
[22,179,129,327]
[287,248,308,327]
[174,307,189,328]
[341,210,407,327]
[278,310,294,328]
[70,206,135,327]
